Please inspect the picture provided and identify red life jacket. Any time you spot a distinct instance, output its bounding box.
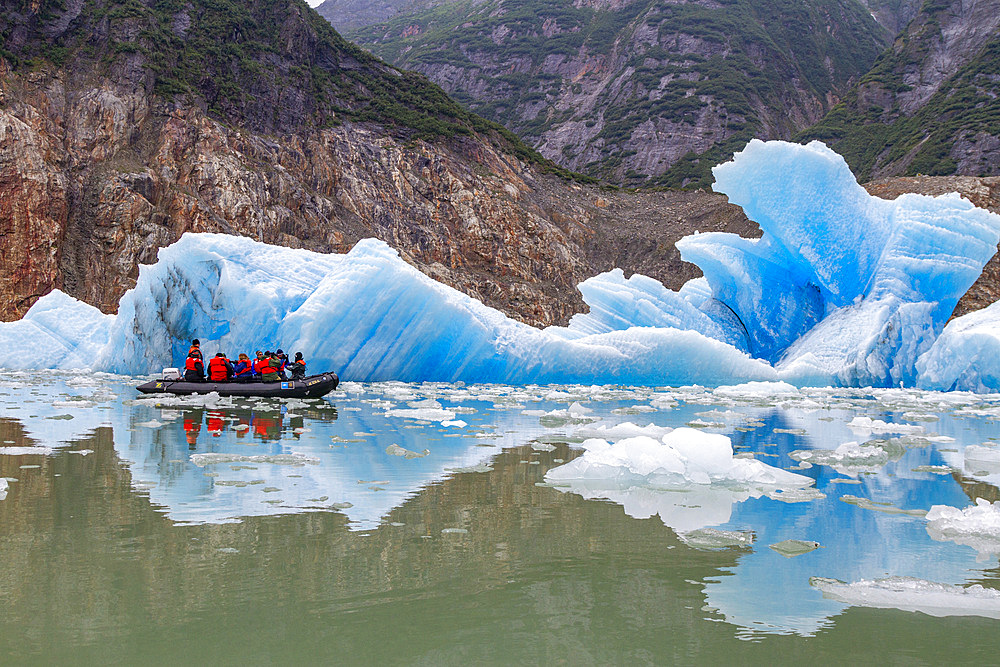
[252,358,266,374]
[208,356,229,381]
[188,345,201,359]
[185,356,202,371]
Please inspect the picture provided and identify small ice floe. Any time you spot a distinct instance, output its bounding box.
[0,446,55,456]
[963,445,1000,476]
[544,428,815,531]
[911,464,956,475]
[769,539,820,557]
[765,487,826,503]
[677,528,754,551]
[387,399,457,423]
[441,528,468,534]
[572,421,672,442]
[135,419,164,428]
[68,449,93,456]
[233,424,250,432]
[790,439,905,474]
[190,452,320,467]
[385,444,430,459]
[0,478,7,501]
[840,495,927,517]
[713,381,800,399]
[847,416,925,436]
[810,576,1000,619]
[524,402,600,428]
[926,499,1000,559]
[442,420,468,428]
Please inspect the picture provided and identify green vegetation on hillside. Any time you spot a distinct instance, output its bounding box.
[2,0,588,179]
[351,0,888,187]
[800,4,1000,179]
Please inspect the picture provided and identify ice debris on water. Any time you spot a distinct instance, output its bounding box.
[385,444,430,459]
[839,495,926,517]
[769,539,821,557]
[545,428,812,488]
[677,528,755,551]
[190,452,320,467]
[0,478,7,501]
[0,446,55,456]
[926,498,1000,559]
[544,428,816,532]
[810,576,1000,619]
[790,439,906,474]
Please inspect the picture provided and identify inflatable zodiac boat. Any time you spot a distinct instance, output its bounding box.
[136,372,339,398]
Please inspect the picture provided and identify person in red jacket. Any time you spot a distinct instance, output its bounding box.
[207,352,232,382]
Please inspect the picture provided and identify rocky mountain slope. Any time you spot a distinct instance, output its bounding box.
[348,0,889,187]
[800,0,1000,180]
[0,0,756,326]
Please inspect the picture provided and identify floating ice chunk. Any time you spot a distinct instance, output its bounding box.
[840,495,927,517]
[386,407,457,422]
[846,416,924,435]
[714,381,800,398]
[0,446,56,456]
[545,428,813,494]
[926,498,1000,558]
[769,539,820,557]
[677,528,754,550]
[385,444,430,459]
[0,478,6,501]
[790,439,905,474]
[572,422,673,442]
[811,576,1000,619]
[963,445,1000,475]
[190,452,320,466]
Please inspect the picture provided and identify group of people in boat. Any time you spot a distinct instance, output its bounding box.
[183,339,307,383]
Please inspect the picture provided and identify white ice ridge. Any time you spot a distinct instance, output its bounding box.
[1,139,999,388]
[811,576,1000,619]
[544,427,814,531]
[925,498,1000,559]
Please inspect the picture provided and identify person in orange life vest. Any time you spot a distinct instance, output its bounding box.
[184,350,205,382]
[207,352,232,382]
[289,352,307,380]
[260,353,282,382]
[188,338,202,358]
[233,353,253,380]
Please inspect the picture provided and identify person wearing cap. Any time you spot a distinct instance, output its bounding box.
[289,352,307,380]
[187,339,202,361]
[252,351,267,379]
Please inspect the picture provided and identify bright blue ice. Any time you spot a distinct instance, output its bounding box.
[2,139,999,388]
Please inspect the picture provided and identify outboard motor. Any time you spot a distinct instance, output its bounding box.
[162,368,182,380]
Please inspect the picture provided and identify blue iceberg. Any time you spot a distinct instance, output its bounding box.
[1,140,999,388]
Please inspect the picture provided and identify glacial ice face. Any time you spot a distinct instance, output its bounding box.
[0,291,113,370]
[93,233,776,385]
[917,301,1000,392]
[1,139,999,389]
[687,140,1000,384]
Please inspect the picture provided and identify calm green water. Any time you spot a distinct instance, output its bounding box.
[2,372,1000,664]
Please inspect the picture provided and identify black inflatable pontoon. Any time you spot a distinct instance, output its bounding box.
[136,373,339,398]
